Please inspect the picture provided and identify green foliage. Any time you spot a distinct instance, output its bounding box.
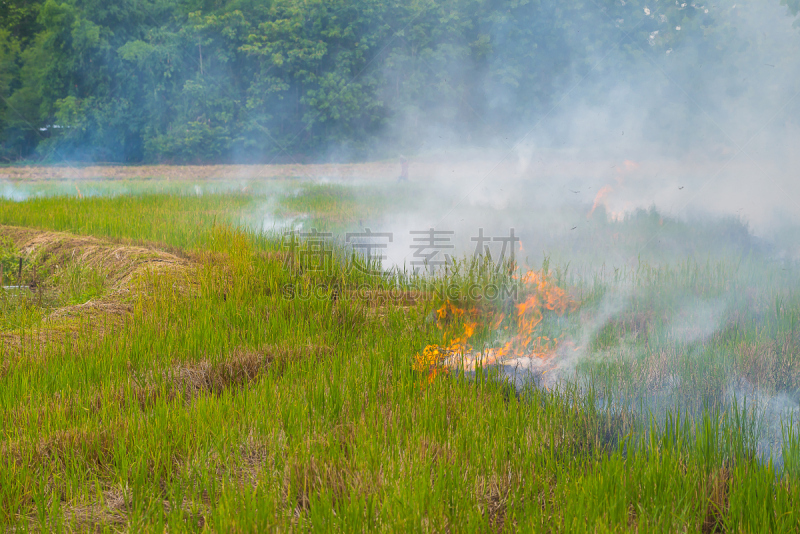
[0,0,774,163]
[49,260,106,305]
[0,236,20,284]
[0,30,20,160]
[145,119,232,163]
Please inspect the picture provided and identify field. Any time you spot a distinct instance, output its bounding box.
[1,165,800,531]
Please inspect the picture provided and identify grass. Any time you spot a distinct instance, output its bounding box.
[0,185,798,531]
[276,183,421,232]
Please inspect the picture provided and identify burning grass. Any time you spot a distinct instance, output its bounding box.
[0,191,800,531]
[415,268,579,380]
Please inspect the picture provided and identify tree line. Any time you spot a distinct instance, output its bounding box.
[0,0,789,163]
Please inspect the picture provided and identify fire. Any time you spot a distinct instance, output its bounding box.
[623,159,639,170]
[587,185,613,219]
[588,159,640,219]
[414,269,579,382]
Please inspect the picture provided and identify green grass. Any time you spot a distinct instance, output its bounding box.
[0,189,799,531]
[276,183,421,232]
[0,193,256,251]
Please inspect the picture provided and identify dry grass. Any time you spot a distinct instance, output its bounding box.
[4,225,192,292]
[0,162,399,182]
[63,489,130,532]
[476,472,515,533]
[0,155,766,185]
[702,468,730,533]
[168,345,314,398]
[57,489,209,532]
[343,289,428,307]
[83,344,331,414]
[0,225,194,357]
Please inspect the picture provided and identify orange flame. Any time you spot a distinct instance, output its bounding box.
[414,269,579,381]
[623,159,639,171]
[591,159,640,218]
[587,185,613,219]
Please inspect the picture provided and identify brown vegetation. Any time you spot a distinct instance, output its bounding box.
[0,225,194,357]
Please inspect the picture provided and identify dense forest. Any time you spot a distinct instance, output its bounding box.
[0,0,796,163]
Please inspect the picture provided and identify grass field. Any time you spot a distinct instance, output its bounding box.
[0,175,799,531]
